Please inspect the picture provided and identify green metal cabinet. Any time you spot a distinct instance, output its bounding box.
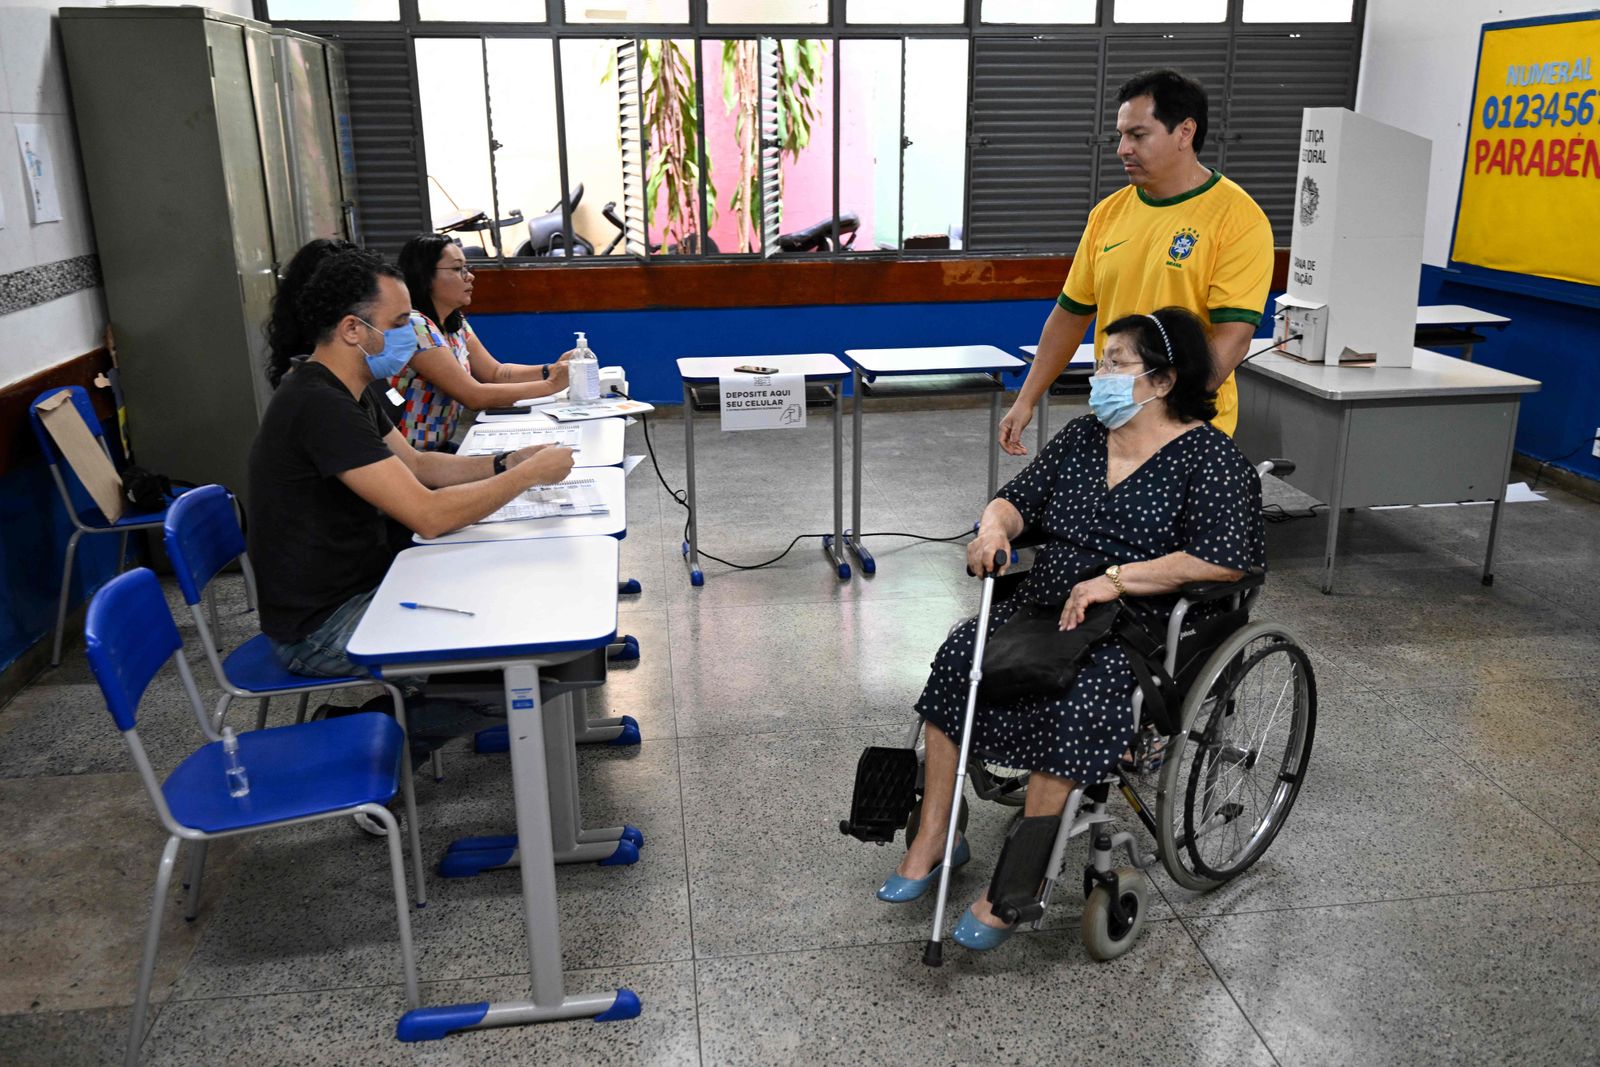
[60,7,356,506]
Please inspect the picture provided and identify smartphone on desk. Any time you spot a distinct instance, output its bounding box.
[482,406,527,416]
[733,365,778,375]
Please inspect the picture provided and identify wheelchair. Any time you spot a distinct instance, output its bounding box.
[841,504,1317,964]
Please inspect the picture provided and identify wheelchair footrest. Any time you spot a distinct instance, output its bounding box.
[838,746,918,844]
[987,814,1060,925]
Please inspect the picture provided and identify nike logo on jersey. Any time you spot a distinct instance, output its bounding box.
[1101,240,1129,252]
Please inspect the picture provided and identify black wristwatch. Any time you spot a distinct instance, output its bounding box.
[540,364,550,380]
[492,451,511,475]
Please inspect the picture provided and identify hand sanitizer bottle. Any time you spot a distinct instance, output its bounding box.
[222,726,250,798]
[570,331,601,404]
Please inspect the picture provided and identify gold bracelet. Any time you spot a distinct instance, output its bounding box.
[1106,563,1127,597]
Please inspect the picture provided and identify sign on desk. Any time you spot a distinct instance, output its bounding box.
[719,373,806,431]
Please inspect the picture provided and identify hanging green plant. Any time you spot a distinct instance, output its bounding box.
[641,39,714,252]
[722,39,827,252]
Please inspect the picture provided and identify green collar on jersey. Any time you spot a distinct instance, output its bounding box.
[1136,168,1222,208]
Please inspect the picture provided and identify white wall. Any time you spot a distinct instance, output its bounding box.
[1356,0,1598,266]
[0,1,252,389]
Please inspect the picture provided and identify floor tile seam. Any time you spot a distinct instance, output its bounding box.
[683,915,1191,967]
[672,718,920,744]
[1490,568,1600,624]
[657,582,964,609]
[670,733,708,1063]
[1170,911,1285,1067]
[1170,875,1600,923]
[660,589,963,614]
[161,953,704,1008]
[1363,685,1600,853]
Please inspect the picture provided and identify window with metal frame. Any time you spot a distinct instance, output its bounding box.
[263,0,1364,263]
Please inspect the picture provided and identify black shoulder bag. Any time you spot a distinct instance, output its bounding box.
[978,599,1121,704]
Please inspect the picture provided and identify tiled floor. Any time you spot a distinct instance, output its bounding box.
[3,404,1598,1066]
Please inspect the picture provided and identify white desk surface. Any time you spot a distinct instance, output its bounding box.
[676,353,849,381]
[1241,347,1540,401]
[842,344,1026,375]
[1416,304,1512,327]
[462,415,624,468]
[1020,343,1095,366]
[414,466,626,545]
[347,536,619,668]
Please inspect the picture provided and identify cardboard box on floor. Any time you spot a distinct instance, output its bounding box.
[35,390,124,522]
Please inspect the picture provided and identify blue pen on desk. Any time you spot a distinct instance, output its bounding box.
[400,601,476,617]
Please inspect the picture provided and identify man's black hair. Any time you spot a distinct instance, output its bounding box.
[1117,68,1209,154]
[295,250,405,351]
[265,237,359,386]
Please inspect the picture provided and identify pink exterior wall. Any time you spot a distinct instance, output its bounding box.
[643,42,877,255]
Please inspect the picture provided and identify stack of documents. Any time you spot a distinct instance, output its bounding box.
[460,426,581,456]
[544,397,655,422]
[481,479,608,523]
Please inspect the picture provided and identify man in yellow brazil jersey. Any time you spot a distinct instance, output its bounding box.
[999,68,1273,450]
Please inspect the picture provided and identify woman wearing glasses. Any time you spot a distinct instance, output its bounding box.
[878,306,1266,952]
[389,234,573,450]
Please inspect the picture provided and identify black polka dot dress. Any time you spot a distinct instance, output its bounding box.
[915,415,1267,784]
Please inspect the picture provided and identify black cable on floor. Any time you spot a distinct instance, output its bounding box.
[635,406,974,572]
[1261,502,1327,524]
[1529,433,1600,490]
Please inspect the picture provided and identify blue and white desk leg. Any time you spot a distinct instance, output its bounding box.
[398,664,639,1041]
[680,382,704,586]
[842,367,876,575]
[544,693,639,863]
[820,377,851,580]
[443,692,640,875]
[571,689,641,746]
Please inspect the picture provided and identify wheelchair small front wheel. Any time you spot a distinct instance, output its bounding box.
[1081,867,1149,961]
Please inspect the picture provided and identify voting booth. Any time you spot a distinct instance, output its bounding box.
[1274,107,1431,368]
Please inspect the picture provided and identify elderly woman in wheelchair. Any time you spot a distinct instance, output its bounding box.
[842,307,1316,962]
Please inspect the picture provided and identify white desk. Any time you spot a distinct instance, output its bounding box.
[347,537,643,1038]
[1236,348,1541,592]
[1415,304,1512,361]
[1019,342,1096,454]
[675,354,851,585]
[460,415,625,468]
[1416,304,1512,328]
[840,345,1026,574]
[414,467,627,545]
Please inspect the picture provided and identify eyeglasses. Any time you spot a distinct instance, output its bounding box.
[436,265,473,280]
[1094,359,1147,375]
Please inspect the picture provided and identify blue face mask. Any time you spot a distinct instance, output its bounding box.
[1088,367,1155,430]
[356,317,419,380]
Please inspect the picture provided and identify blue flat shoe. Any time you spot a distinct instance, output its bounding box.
[950,906,1016,951]
[875,838,971,903]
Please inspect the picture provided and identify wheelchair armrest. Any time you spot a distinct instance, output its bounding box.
[1179,571,1265,603]
[1010,527,1045,551]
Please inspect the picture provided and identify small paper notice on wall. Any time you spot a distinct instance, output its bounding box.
[719,373,806,432]
[16,122,63,224]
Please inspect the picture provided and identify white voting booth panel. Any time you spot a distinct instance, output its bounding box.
[1277,107,1431,368]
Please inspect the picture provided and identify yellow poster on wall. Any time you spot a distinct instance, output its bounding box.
[1451,13,1600,290]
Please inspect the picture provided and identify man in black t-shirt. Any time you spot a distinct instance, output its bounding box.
[248,250,573,677]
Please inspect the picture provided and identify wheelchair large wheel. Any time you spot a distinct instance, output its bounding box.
[1155,621,1316,891]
